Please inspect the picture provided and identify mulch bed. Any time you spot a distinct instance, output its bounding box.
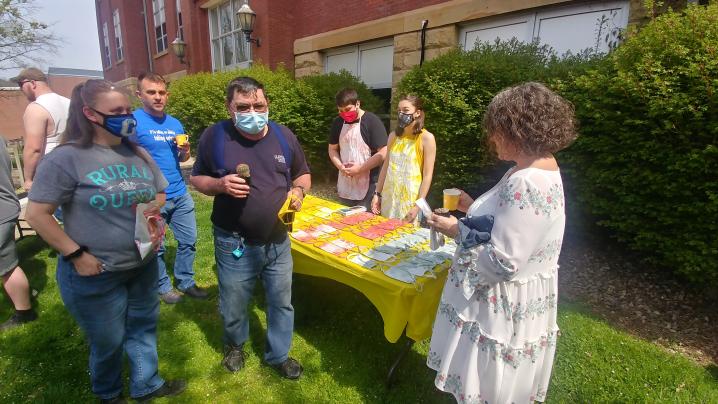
[559,218,718,366]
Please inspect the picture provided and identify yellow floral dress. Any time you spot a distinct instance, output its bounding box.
[381,129,428,219]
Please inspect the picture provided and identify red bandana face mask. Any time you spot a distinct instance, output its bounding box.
[339,110,359,123]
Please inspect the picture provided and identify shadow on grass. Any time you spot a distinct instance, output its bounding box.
[289,274,453,403]
[708,364,718,381]
[0,300,95,402]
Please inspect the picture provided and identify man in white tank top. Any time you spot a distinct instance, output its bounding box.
[12,68,70,191]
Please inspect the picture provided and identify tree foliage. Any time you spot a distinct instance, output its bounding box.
[0,0,57,72]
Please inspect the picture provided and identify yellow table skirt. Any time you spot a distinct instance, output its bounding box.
[290,195,448,343]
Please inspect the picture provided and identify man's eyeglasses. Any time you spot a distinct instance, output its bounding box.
[235,103,268,113]
[16,80,30,87]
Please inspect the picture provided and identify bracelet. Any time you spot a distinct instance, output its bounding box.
[292,185,306,197]
[374,191,382,198]
[63,245,88,261]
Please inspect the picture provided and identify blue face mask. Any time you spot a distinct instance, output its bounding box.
[91,109,137,137]
[234,111,268,135]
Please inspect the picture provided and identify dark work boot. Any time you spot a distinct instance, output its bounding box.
[222,344,246,372]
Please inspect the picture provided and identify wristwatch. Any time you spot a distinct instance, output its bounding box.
[63,245,88,261]
[374,191,382,198]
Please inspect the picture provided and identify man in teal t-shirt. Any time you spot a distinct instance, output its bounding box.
[132,72,207,303]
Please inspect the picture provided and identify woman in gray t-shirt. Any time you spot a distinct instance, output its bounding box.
[26,80,186,402]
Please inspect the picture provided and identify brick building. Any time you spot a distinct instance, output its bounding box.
[96,0,675,97]
[0,67,103,141]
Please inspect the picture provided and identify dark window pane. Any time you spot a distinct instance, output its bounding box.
[370,88,392,131]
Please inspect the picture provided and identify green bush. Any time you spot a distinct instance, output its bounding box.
[558,4,718,285]
[300,71,385,180]
[396,40,597,201]
[166,65,324,167]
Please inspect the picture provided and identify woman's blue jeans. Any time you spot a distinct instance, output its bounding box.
[56,256,164,399]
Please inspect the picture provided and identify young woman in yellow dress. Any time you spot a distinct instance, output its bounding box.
[371,95,436,222]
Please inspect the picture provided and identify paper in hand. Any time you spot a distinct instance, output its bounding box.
[134,202,165,260]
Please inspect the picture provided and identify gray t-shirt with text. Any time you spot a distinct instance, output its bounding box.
[29,143,168,271]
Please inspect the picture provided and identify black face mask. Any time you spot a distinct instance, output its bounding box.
[397,112,414,130]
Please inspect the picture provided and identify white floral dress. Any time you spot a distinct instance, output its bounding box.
[427,167,565,404]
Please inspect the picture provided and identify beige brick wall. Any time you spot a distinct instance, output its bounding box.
[393,25,457,97]
[294,51,323,79]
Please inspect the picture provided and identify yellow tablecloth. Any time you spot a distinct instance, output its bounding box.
[290,195,448,343]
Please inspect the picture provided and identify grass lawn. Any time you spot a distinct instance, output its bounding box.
[1,191,717,403]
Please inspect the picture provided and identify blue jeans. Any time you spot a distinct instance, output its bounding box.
[56,256,164,399]
[157,193,197,294]
[214,226,294,365]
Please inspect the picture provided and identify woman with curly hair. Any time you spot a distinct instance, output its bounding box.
[426,82,577,403]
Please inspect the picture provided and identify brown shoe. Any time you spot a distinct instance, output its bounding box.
[160,290,182,304]
[181,285,208,299]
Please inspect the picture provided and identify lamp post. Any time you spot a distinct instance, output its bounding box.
[171,37,188,65]
[236,3,260,47]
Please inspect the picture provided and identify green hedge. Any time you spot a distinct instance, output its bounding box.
[165,64,324,167]
[396,40,596,200]
[557,4,718,285]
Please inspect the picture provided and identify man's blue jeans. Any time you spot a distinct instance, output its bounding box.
[56,256,164,399]
[157,193,197,294]
[214,226,295,365]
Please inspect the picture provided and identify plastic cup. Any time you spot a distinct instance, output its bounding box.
[175,134,188,146]
[443,188,461,211]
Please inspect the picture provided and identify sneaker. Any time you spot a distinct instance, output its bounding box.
[135,379,187,402]
[222,345,246,372]
[181,285,208,300]
[160,290,182,304]
[270,357,303,380]
[0,311,37,332]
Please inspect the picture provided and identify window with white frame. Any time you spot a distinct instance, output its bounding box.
[209,0,250,71]
[102,22,111,67]
[324,39,394,89]
[152,0,168,53]
[113,9,123,61]
[176,0,184,40]
[325,39,394,126]
[459,1,630,56]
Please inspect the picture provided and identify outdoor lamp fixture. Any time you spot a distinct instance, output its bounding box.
[171,37,187,64]
[236,3,261,47]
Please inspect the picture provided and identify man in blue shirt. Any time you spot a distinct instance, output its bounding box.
[133,72,207,304]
